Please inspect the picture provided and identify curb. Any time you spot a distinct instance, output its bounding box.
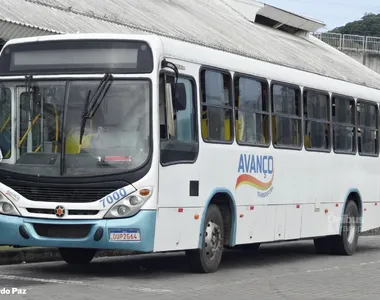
[0,248,137,266]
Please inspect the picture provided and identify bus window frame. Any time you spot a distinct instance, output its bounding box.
[356,98,379,158]
[303,87,332,153]
[331,93,357,156]
[270,80,303,151]
[233,72,271,148]
[199,65,234,145]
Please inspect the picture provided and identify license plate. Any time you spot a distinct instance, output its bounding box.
[109,229,140,241]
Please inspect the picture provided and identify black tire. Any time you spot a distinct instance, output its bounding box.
[186,204,224,273]
[313,236,332,254]
[314,200,360,256]
[59,248,96,265]
[330,200,360,255]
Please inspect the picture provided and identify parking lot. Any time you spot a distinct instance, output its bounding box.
[1,236,380,300]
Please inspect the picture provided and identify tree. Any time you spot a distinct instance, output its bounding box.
[330,13,380,36]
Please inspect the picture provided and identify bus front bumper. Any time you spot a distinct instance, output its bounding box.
[0,210,156,252]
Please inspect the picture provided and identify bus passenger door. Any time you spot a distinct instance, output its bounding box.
[154,70,201,252]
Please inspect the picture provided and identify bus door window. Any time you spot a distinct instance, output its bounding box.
[159,73,198,164]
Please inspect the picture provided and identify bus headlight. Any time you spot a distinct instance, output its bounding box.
[0,193,20,216]
[104,187,153,219]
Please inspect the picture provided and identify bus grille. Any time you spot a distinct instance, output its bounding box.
[6,185,117,203]
[26,208,99,216]
[33,224,92,238]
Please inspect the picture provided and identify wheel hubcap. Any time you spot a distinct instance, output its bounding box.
[204,219,222,260]
[346,214,356,244]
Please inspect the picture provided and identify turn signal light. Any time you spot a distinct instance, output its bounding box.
[139,189,151,197]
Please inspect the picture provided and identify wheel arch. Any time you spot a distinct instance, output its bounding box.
[340,188,362,233]
[198,188,237,248]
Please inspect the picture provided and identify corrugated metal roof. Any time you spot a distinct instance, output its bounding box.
[0,0,144,35]
[1,0,380,90]
[0,20,60,40]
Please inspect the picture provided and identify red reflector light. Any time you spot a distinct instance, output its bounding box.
[178,208,183,213]
[250,206,254,210]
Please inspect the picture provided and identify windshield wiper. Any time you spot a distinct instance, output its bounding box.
[78,73,113,153]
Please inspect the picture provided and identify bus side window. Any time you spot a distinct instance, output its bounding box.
[271,84,302,148]
[332,96,356,153]
[357,101,378,156]
[234,76,269,146]
[303,90,330,151]
[159,73,199,165]
[200,69,233,142]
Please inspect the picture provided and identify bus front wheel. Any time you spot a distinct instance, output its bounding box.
[59,248,96,265]
[186,204,224,273]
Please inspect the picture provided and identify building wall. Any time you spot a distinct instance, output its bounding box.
[342,50,380,75]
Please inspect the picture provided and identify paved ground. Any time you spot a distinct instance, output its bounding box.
[1,237,380,300]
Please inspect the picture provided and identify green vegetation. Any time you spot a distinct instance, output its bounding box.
[330,13,380,36]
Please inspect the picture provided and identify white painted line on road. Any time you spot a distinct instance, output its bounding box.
[360,260,380,265]
[131,287,173,293]
[305,266,339,273]
[0,274,174,294]
[0,274,84,285]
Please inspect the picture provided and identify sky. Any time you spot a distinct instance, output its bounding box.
[260,0,380,32]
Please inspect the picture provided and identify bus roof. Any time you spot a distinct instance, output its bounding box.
[1,0,380,90]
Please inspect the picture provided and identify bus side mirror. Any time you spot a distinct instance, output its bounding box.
[174,83,187,111]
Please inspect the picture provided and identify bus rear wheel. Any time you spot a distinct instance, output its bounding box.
[314,200,360,255]
[59,248,96,265]
[186,204,224,273]
[331,200,360,255]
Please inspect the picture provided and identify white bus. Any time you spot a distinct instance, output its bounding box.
[0,33,379,273]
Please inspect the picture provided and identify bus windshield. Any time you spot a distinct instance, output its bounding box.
[0,78,150,177]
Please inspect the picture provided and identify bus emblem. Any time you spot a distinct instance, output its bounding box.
[55,206,66,218]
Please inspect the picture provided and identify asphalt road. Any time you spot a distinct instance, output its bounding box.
[1,237,380,300]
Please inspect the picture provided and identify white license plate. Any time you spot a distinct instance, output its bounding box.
[109,229,140,241]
